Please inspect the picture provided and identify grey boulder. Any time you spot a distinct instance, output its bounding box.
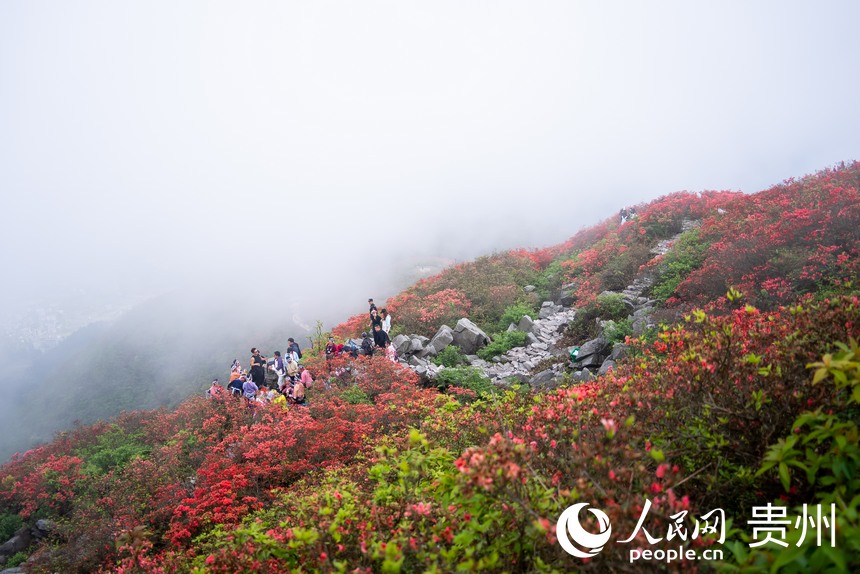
[598,359,617,376]
[452,318,491,354]
[517,315,535,333]
[392,334,412,356]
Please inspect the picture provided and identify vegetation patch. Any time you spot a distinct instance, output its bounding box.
[476,330,528,360]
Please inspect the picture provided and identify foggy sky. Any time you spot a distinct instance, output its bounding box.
[2,0,859,317]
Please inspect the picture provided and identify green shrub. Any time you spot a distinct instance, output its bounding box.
[432,346,468,368]
[435,367,496,399]
[476,331,528,360]
[597,241,654,292]
[77,425,150,477]
[721,339,860,572]
[602,317,632,345]
[7,551,28,568]
[339,385,372,405]
[0,512,23,541]
[565,293,631,344]
[649,228,710,303]
[496,302,537,332]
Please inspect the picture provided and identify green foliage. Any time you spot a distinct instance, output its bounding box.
[432,346,468,368]
[77,425,151,477]
[723,339,860,572]
[532,259,565,302]
[434,367,496,399]
[565,292,631,344]
[476,331,528,360]
[339,385,372,405]
[650,228,710,303]
[602,317,632,345]
[6,551,28,568]
[599,241,654,292]
[0,512,23,541]
[496,302,537,332]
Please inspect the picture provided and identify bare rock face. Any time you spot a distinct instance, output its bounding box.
[452,318,491,355]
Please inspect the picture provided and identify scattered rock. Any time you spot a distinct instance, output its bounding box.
[517,315,535,333]
[578,337,610,360]
[559,282,577,306]
[609,343,629,362]
[409,336,429,353]
[32,519,54,539]
[408,355,428,368]
[530,370,561,391]
[572,370,596,383]
[392,334,411,356]
[524,284,536,293]
[598,359,617,376]
[0,528,31,557]
[526,332,539,346]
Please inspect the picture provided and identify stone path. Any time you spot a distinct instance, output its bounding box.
[402,219,701,388]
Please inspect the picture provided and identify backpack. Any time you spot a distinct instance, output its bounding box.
[361,338,374,356]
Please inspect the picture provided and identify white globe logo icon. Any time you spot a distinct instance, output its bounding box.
[556,503,612,558]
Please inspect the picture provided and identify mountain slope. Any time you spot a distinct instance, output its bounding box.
[2,162,859,573]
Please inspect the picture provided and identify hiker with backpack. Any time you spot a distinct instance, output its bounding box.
[361,332,374,357]
[287,338,302,363]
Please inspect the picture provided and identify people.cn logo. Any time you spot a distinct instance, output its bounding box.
[556,503,613,558]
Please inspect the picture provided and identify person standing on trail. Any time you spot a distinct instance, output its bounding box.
[373,323,390,349]
[381,308,391,334]
[368,298,377,314]
[370,308,383,332]
[250,348,267,386]
[287,338,302,363]
[271,351,287,389]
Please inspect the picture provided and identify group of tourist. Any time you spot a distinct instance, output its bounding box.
[207,299,397,411]
[324,298,397,363]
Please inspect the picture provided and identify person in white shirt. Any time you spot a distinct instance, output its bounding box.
[381,308,391,334]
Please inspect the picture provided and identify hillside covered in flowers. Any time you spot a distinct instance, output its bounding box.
[1,163,859,573]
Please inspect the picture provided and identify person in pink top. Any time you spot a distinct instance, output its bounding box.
[299,366,313,389]
[384,341,397,363]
